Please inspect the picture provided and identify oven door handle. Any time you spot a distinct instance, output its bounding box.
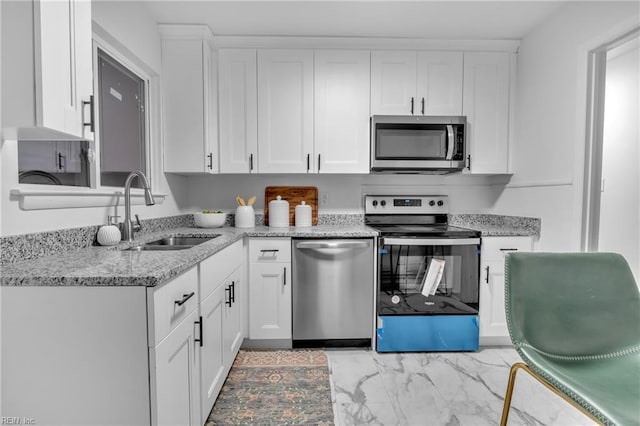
[380,237,481,246]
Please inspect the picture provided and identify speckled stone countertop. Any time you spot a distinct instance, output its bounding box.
[450,214,541,238]
[0,225,377,287]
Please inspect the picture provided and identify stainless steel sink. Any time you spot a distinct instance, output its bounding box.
[123,235,219,251]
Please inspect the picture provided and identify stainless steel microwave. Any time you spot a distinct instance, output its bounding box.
[370,115,467,174]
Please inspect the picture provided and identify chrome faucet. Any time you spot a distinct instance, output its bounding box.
[122,171,155,242]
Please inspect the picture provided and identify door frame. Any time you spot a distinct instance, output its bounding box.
[581,27,640,252]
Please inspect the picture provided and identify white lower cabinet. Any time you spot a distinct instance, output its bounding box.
[1,241,245,426]
[248,238,292,340]
[479,236,534,344]
[198,239,244,423]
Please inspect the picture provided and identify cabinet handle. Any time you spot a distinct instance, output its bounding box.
[194,316,203,347]
[410,97,414,115]
[175,292,195,307]
[230,281,236,303]
[207,153,213,170]
[307,153,310,172]
[260,249,279,253]
[225,286,232,307]
[82,95,95,133]
[317,154,321,172]
[500,248,519,252]
[421,97,425,115]
[57,153,65,170]
[485,266,490,283]
[283,267,287,286]
[249,153,254,171]
[466,155,471,170]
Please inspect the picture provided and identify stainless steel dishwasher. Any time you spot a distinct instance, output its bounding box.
[292,238,374,346]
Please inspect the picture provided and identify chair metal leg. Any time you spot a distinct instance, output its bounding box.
[500,362,604,426]
[500,362,525,426]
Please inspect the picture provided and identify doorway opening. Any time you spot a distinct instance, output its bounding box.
[582,28,640,282]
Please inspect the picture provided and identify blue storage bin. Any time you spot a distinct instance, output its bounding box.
[376,315,479,352]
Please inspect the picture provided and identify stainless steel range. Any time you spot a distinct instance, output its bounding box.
[365,195,481,352]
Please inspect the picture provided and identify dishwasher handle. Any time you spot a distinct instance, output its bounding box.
[295,240,370,250]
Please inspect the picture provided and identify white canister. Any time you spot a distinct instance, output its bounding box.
[235,205,255,228]
[295,201,312,227]
[97,215,121,246]
[269,195,290,228]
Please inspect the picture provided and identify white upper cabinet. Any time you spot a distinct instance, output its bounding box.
[417,52,463,115]
[257,49,314,174]
[314,50,370,174]
[1,0,94,140]
[218,49,258,173]
[161,26,218,174]
[463,52,512,174]
[371,50,463,116]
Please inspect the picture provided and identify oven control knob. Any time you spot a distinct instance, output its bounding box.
[372,200,378,207]
[437,200,444,207]
[429,200,436,206]
[381,200,387,207]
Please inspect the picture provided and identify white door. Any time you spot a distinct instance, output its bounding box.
[223,268,243,367]
[371,50,417,115]
[218,49,258,173]
[199,285,225,423]
[417,51,463,115]
[463,52,511,174]
[249,263,292,340]
[35,0,93,139]
[314,50,370,174]
[153,309,200,426]
[257,49,314,173]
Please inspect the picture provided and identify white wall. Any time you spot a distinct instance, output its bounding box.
[490,1,640,251]
[0,1,188,236]
[184,174,500,215]
[599,39,639,281]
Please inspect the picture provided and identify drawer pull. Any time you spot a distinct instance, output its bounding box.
[174,292,195,307]
[500,248,519,252]
[260,249,279,253]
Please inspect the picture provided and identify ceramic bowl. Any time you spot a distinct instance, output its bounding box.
[194,212,227,228]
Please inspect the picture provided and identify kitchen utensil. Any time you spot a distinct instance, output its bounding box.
[235,205,255,228]
[247,195,257,206]
[194,212,227,228]
[264,186,318,226]
[295,201,312,227]
[236,196,246,206]
[268,195,290,228]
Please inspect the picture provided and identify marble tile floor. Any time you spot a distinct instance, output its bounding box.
[326,348,596,426]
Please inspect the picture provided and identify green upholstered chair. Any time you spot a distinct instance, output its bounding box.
[500,252,640,426]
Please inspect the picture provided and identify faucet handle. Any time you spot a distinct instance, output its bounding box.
[107,215,120,226]
[133,214,143,232]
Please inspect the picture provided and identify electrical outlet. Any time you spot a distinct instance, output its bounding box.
[320,192,329,206]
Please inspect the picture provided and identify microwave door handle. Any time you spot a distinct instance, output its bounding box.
[445,125,455,160]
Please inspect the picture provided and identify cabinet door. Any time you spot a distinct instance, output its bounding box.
[314,50,370,174]
[218,49,258,173]
[152,309,200,426]
[199,285,225,424]
[162,39,214,174]
[479,260,509,338]
[249,263,292,339]
[223,268,243,367]
[417,51,463,115]
[257,49,314,173]
[463,52,511,174]
[35,0,93,140]
[371,51,417,115]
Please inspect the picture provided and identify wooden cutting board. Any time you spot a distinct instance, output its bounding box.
[264,186,318,226]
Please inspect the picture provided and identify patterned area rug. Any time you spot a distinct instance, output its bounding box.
[206,349,335,425]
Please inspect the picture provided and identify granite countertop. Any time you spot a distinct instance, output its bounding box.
[449,214,541,237]
[0,225,378,287]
